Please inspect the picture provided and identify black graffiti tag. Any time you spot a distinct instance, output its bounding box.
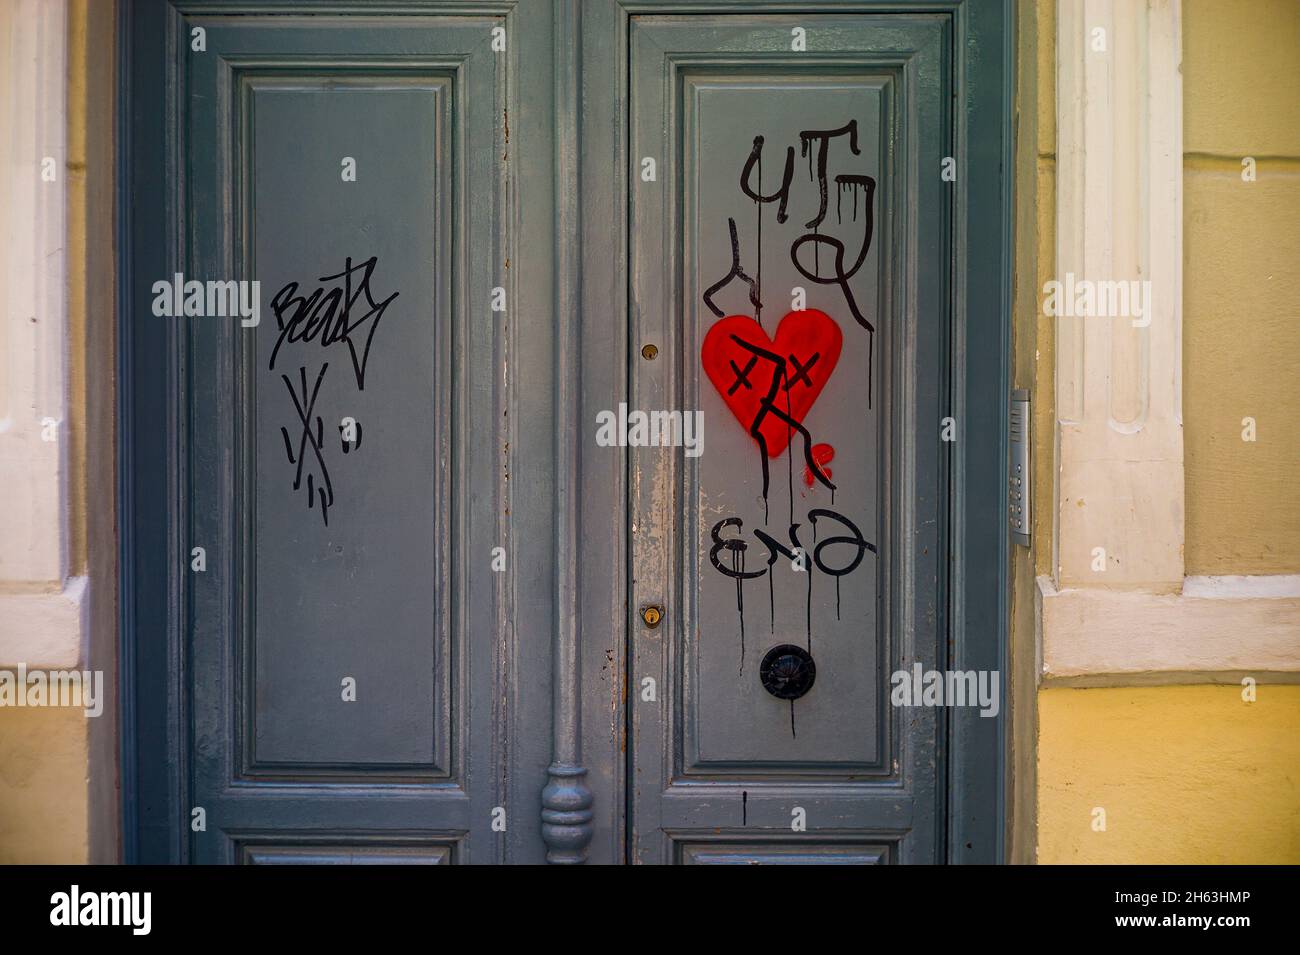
[269,254,398,391]
[709,507,876,660]
[269,255,396,524]
[705,119,878,405]
[279,364,334,526]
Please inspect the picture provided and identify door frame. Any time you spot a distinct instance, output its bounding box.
[119,0,1012,864]
[572,0,1012,864]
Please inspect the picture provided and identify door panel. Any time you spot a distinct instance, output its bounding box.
[246,82,449,775]
[678,840,892,865]
[185,16,496,863]
[628,14,950,863]
[122,1,558,864]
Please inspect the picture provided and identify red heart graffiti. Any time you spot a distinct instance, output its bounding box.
[701,309,842,458]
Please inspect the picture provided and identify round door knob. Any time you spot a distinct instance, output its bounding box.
[759,644,816,700]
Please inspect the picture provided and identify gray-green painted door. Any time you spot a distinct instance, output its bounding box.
[125,0,1009,865]
[130,1,560,864]
[621,13,951,863]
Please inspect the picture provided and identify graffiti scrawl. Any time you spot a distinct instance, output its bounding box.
[701,308,843,519]
[268,254,398,526]
[700,118,880,736]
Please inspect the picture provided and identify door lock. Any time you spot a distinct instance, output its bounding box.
[759,644,816,700]
[640,605,663,629]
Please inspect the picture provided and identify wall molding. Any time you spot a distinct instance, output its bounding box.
[1039,574,1300,680]
[1053,0,1184,593]
[0,0,79,668]
[0,577,89,669]
[0,0,69,591]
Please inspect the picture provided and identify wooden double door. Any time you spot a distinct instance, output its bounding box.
[121,0,1010,864]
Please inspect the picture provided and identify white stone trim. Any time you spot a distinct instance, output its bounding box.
[1046,2,1297,681]
[1,0,69,586]
[1054,0,1184,592]
[1038,575,1300,678]
[0,576,88,669]
[0,0,77,667]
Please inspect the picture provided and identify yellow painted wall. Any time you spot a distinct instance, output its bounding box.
[0,708,90,863]
[1038,685,1300,864]
[1009,0,1055,864]
[1182,0,1300,574]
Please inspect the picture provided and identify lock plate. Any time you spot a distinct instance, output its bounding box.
[759,644,816,700]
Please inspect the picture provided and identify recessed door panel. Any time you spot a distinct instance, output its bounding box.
[248,81,447,774]
[687,75,886,772]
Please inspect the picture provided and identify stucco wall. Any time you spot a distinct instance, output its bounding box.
[1038,685,1300,863]
[1032,0,1300,866]
[1182,0,1300,575]
[0,707,89,863]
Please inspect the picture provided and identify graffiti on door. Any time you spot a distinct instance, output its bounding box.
[701,120,879,734]
[268,254,399,526]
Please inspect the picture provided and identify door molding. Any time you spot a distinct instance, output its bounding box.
[541,0,595,864]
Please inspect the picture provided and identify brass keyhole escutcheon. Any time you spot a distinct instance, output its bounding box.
[641,343,658,361]
[641,605,663,628]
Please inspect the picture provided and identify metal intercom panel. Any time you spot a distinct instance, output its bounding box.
[1009,390,1030,546]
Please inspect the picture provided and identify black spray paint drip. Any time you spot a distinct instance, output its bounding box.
[767,566,775,636]
[836,175,872,225]
[755,144,763,329]
[730,546,746,675]
[740,134,795,330]
[785,379,795,525]
[805,548,813,653]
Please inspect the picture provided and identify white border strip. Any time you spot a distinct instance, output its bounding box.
[1039,575,1300,677]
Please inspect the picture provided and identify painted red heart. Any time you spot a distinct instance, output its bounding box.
[701,309,842,458]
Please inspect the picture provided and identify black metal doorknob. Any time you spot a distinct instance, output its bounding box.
[759,644,816,700]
